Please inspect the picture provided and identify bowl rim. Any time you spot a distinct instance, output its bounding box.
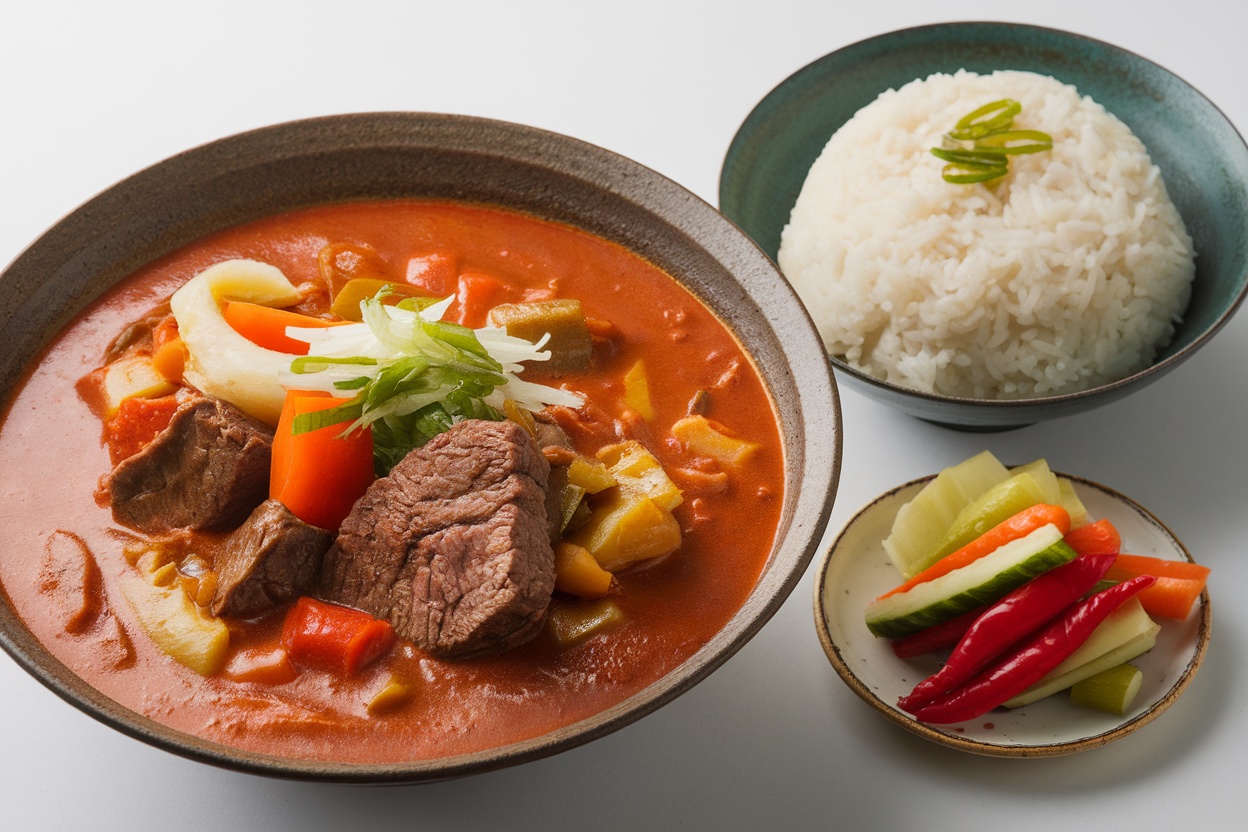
[0,111,843,782]
[812,471,1212,758]
[719,20,1248,422]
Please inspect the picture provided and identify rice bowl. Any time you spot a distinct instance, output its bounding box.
[779,70,1196,399]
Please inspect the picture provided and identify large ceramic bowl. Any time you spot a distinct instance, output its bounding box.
[0,113,842,782]
[720,22,1248,430]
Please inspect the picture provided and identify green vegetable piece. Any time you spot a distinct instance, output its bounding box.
[1069,663,1145,715]
[931,98,1052,184]
[865,524,1076,639]
[913,472,1050,574]
[486,299,592,376]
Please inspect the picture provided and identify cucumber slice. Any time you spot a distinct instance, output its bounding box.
[883,451,1009,578]
[912,471,1050,575]
[1003,597,1159,707]
[1069,663,1144,715]
[865,524,1074,639]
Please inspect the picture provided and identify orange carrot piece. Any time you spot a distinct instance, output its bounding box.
[151,315,180,351]
[450,271,515,328]
[270,391,375,531]
[222,302,341,355]
[1064,518,1121,557]
[281,597,395,676]
[223,646,299,685]
[1106,554,1210,619]
[151,335,188,383]
[877,503,1071,601]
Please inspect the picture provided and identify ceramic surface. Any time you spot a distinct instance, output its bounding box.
[814,474,1210,757]
[720,22,1248,430]
[0,113,843,782]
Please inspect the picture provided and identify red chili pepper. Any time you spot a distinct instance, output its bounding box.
[889,607,985,659]
[898,553,1116,712]
[910,574,1155,724]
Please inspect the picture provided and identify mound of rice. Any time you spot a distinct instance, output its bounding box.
[778,70,1196,398]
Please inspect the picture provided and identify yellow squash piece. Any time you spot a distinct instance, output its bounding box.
[169,258,303,425]
[671,415,759,467]
[567,489,682,572]
[597,441,682,511]
[553,541,613,598]
[622,360,655,421]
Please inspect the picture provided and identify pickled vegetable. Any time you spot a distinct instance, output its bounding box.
[1069,663,1144,715]
[1003,597,1159,707]
[883,451,1010,578]
[914,472,1051,575]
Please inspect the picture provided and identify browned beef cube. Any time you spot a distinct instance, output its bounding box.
[211,499,333,618]
[320,419,554,657]
[108,397,273,533]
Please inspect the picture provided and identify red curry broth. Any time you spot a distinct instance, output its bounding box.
[0,200,784,764]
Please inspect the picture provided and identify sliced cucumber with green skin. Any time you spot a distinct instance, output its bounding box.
[912,471,1051,575]
[865,523,1074,639]
[1069,663,1145,715]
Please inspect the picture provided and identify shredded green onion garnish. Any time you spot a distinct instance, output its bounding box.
[931,98,1052,184]
[281,292,584,474]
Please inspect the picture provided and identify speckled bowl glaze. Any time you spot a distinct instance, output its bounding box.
[0,113,842,782]
[720,22,1248,430]
[814,473,1211,757]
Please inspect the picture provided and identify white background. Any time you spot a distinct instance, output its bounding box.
[1,1,1244,830]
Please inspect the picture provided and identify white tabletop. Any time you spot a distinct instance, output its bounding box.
[2,2,1244,830]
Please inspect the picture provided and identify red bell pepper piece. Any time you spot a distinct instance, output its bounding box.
[910,574,1155,724]
[898,553,1116,712]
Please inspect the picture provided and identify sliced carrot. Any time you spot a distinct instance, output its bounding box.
[151,335,188,383]
[270,391,375,531]
[1064,518,1121,557]
[1106,554,1210,619]
[281,597,395,677]
[222,302,341,355]
[151,314,180,351]
[104,394,181,464]
[876,503,1071,601]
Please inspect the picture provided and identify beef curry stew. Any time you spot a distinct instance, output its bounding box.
[0,200,788,765]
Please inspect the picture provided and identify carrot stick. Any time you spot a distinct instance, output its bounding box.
[450,271,514,328]
[877,503,1071,601]
[222,302,341,355]
[270,391,375,531]
[1106,554,1210,619]
[281,597,395,676]
[1064,518,1121,557]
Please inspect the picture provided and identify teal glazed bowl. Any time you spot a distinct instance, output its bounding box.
[720,22,1248,430]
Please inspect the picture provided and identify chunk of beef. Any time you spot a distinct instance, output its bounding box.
[320,419,554,657]
[211,499,333,618]
[108,396,273,533]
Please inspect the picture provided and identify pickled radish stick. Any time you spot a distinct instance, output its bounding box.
[877,504,1070,601]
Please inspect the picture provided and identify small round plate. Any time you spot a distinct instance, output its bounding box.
[813,474,1211,757]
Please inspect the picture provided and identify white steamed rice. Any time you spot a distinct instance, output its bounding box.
[778,70,1196,399]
